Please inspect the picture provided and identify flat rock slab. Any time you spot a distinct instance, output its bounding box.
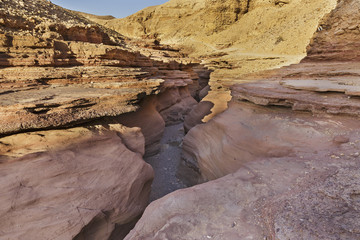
[281,79,360,96]
[125,154,360,240]
[0,84,142,135]
[233,80,360,116]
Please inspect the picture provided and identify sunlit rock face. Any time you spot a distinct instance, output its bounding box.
[305,0,360,62]
[125,157,360,240]
[2,0,360,239]
[183,0,360,181]
[99,0,338,122]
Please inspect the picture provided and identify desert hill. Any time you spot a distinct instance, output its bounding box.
[100,0,336,58]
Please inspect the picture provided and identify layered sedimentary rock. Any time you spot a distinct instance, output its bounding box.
[0,0,209,147]
[183,101,360,180]
[0,0,209,239]
[93,0,338,121]
[126,0,360,239]
[305,0,360,62]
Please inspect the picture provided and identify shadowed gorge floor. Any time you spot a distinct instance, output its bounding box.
[145,123,187,201]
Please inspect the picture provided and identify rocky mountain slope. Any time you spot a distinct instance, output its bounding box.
[0,0,209,239]
[96,0,338,121]
[102,0,335,57]
[125,0,360,239]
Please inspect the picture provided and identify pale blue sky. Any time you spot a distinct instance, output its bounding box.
[51,0,168,18]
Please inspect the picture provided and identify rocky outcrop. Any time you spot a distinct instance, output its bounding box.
[0,0,210,239]
[0,125,154,240]
[183,0,360,180]
[305,0,360,62]
[0,0,210,144]
[2,0,359,239]
[183,100,360,180]
[100,0,336,57]
[126,0,360,239]
[183,101,213,133]
[126,153,360,240]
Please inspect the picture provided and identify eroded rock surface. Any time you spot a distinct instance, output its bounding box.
[184,0,360,180]
[0,0,210,147]
[0,126,153,240]
[126,154,360,240]
[184,101,360,180]
[0,0,209,239]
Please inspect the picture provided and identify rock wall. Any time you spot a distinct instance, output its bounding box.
[184,100,360,180]
[0,0,210,239]
[126,152,360,240]
[0,125,153,240]
[0,0,209,144]
[96,0,338,125]
[305,0,360,61]
[101,0,336,57]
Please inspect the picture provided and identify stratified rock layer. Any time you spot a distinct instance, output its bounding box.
[102,0,336,58]
[0,0,209,148]
[184,0,360,180]
[183,101,360,180]
[305,0,360,62]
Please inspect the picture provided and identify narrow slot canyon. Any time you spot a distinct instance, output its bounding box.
[1,0,360,239]
[116,69,212,203]
[145,122,187,201]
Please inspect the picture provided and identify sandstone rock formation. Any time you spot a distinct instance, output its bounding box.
[126,0,360,239]
[2,0,360,239]
[0,126,154,240]
[0,0,209,239]
[305,0,360,62]
[0,0,209,149]
[126,156,360,240]
[94,0,339,121]
[102,0,336,58]
[183,0,360,180]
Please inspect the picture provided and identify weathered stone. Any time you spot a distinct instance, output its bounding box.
[0,1,210,239]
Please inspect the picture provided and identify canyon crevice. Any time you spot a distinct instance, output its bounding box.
[1,0,360,239]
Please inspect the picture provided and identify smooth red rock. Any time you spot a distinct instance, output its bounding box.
[0,129,154,240]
